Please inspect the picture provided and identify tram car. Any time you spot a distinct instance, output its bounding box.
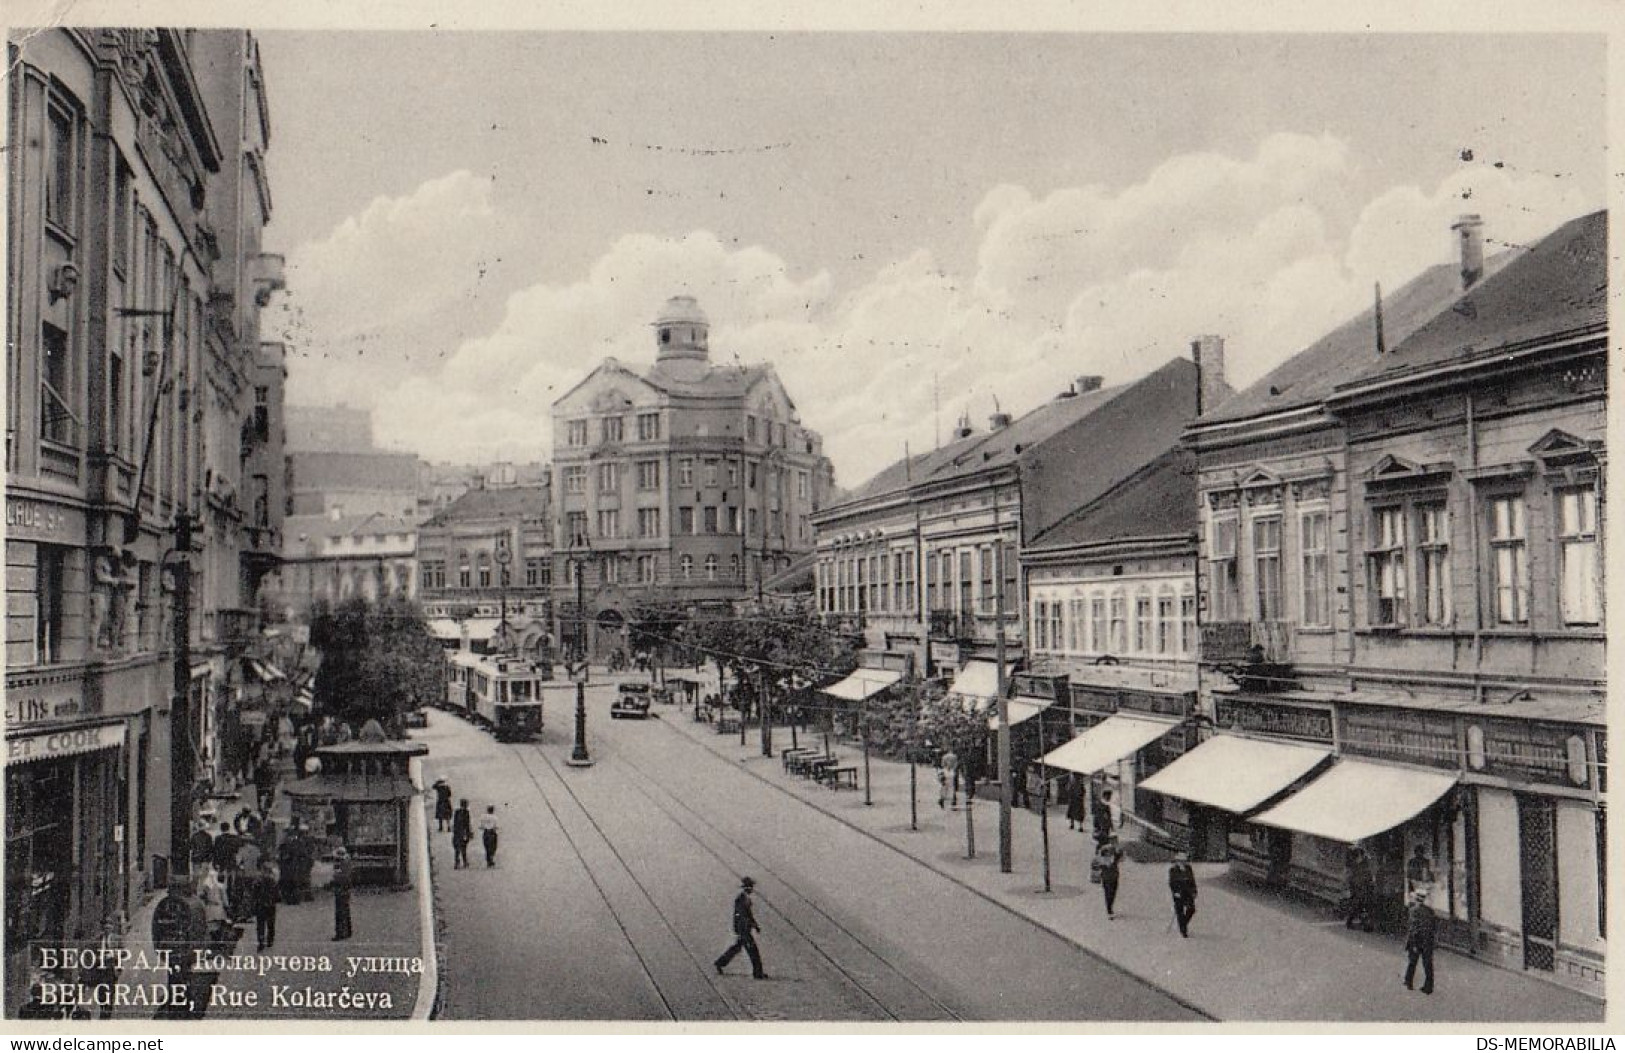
[445,651,546,741]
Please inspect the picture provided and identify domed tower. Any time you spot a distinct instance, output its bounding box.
[649,295,711,383]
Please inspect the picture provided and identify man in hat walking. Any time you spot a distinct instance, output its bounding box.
[331,847,354,941]
[714,877,766,979]
[1168,852,1198,937]
[1403,888,1438,994]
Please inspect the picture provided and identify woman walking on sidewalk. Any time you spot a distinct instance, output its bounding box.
[480,805,500,867]
[433,778,454,832]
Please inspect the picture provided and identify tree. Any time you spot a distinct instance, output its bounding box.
[309,595,444,733]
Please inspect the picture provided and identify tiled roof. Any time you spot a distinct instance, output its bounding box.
[422,483,551,528]
[1025,445,1198,552]
[1197,250,1516,426]
[1344,210,1606,383]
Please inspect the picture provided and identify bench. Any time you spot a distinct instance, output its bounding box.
[806,757,839,781]
[790,753,833,777]
[826,766,859,790]
[716,716,740,735]
[781,747,817,771]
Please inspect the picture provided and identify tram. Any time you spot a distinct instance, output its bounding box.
[445,651,546,741]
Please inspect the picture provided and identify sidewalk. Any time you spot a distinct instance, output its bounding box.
[659,684,1605,1024]
[110,763,429,1021]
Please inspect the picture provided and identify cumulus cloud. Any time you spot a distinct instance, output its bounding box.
[286,138,1600,487]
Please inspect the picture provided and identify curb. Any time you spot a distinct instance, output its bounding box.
[408,757,439,1021]
[660,715,1219,1022]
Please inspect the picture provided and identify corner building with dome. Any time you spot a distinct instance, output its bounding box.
[549,296,835,657]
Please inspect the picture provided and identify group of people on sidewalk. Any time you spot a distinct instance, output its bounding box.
[433,778,501,869]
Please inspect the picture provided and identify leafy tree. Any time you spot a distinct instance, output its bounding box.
[309,596,444,733]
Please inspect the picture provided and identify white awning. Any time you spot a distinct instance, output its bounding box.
[988,699,1054,730]
[1139,734,1331,814]
[1040,715,1178,775]
[295,689,315,710]
[822,668,902,702]
[464,618,502,641]
[260,661,286,681]
[1252,759,1458,843]
[427,619,461,640]
[947,660,1001,704]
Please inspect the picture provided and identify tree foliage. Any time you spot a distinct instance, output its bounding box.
[309,596,444,733]
[688,604,859,702]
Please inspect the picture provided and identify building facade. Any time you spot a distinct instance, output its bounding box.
[415,480,553,658]
[5,28,282,1011]
[275,511,418,615]
[549,296,833,658]
[1175,211,1605,995]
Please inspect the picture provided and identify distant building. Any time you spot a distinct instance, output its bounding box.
[415,480,553,658]
[286,449,420,518]
[550,295,834,658]
[274,510,418,614]
[284,402,374,453]
[417,459,549,517]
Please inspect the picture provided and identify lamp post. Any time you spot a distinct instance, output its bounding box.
[166,515,195,881]
[565,533,594,767]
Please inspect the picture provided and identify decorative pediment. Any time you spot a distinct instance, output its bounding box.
[591,386,636,412]
[1238,467,1284,489]
[1528,429,1601,468]
[1362,454,1454,487]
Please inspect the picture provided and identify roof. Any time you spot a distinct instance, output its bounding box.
[643,361,777,399]
[283,511,419,546]
[1342,210,1606,385]
[287,450,420,491]
[762,552,816,594]
[1197,249,1516,427]
[1025,445,1198,551]
[422,483,550,528]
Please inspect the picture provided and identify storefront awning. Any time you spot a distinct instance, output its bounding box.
[428,619,460,640]
[1039,715,1177,775]
[948,660,1001,704]
[1251,759,1458,843]
[6,722,127,767]
[295,689,315,710]
[260,660,286,681]
[988,699,1054,730]
[1139,734,1331,814]
[822,668,902,702]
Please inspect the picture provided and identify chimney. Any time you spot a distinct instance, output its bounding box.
[1075,375,1103,394]
[952,413,975,441]
[989,411,1013,431]
[1453,213,1484,291]
[1191,334,1228,416]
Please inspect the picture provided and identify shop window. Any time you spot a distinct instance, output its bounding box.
[1252,516,1282,621]
[1488,494,1529,625]
[36,545,67,664]
[1557,486,1600,626]
[1299,509,1330,627]
[1367,507,1408,626]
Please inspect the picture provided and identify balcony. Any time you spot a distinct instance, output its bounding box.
[208,607,261,650]
[929,608,973,642]
[251,253,286,307]
[1200,620,1293,664]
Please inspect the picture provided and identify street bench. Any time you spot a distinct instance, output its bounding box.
[805,757,839,781]
[825,766,859,790]
[789,753,834,777]
[781,747,818,771]
[716,716,741,735]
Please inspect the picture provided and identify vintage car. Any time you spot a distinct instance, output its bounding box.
[610,682,653,720]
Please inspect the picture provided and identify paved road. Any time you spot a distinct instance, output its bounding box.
[421,686,1201,1022]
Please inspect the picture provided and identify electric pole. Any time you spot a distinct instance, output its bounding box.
[169,512,194,882]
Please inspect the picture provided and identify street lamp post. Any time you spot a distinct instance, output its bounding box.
[1038,705,1052,893]
[566,534,594,767]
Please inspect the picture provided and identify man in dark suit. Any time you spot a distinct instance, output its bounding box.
[1403,889,1438,994]
[1168,852,1198,937]
[714,876,766,979]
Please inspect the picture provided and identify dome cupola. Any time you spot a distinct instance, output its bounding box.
[653,295,710,363]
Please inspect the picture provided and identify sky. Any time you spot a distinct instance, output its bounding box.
[254,31,1607,487]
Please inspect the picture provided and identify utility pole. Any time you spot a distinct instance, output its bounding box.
[995,486,1013,874]
[169,512,194,881]
[567,541,593,767]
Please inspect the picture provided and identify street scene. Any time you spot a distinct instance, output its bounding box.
[3,18,1610,1030]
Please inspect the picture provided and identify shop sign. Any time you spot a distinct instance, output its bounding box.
[929,641,961,667]
[1069,684,1118,715]
[1012,673,1065,701]
[6,497,82,543]
[1341,706,1458,769]
[6,722,126,766]
[1119,689,1191,720]
[4,680,91,727]
[1215,697,1333,743]
[1471,719,1591,788]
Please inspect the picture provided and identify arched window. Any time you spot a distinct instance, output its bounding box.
[705,555,718,581]
[680,555,693,580]
[457,550,471,589]
[1069,594,1086,652]
[1091,591,1107,653]
[1135,587,1153,654]
[1108,589,1127,653]
[1156,586,1177,655]
[1180,584,1197,656]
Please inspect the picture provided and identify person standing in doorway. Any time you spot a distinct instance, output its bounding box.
[1402,889,1438,994]
[714,876,766,979]
[1406,845,1436,896]
[331,847,354,941]
[1346,846,1376,932]
[1065,773,1086,832]
[1168,852,1198,937]
[452,799,473,869]
[1093,836,1124,919]
[480,805,500,867]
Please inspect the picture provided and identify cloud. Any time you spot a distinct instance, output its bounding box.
[289,138,1600,488]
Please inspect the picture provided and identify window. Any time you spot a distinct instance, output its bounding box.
[604,557,621,585]
[1109,590,1127,653]
[1300,510,1330,627]
[1209,517,1240,621]
[1252,517,1282,621]
[638,555,656,584]
[525,559,542,587]
[422,562,442,591]
[636,412,660,441]
[746,415,757,442]
[108,352,124,456]
[568,420,588,446]
[457,551,471,588]
[1368,507,1407,626]
[1091,595,1107,652]
[112,156,132,273]
[678,507,694,534]
[1417,503,1452,626]
[926,551,938,610]
[1033,601,1048,649]
[893,552,906,610]
[637,460,660,490]
[705,460,719,487]
[797,471,810,500]
[1135,588,1153,653]
[681,555,693,580]
[703,507,718,534]
[638,508,661,538]
[727,461,739,487]
[41,323,75,445]
[868,555,881,611]
[1180,587,1197,656]
[46,101,77,232]
[1049,601,1063,653]
[770,509,781,536]
[979,547,995,614]
[727,506,740,534]
[602,416,623,443]
[705,555,718,581]
[564,466,586,493]
[1069,597,1086,652]
[35,545,66,664]
[1156,588,1176,655]
[748,508,759,537]
[598,462,620,493]
[1488,495,1528,625]
[597,510,619,539]
[678,458,694,486]
[747,462,758,490]
[565,512,588,546]
[775,422,786,447]
[477,555,492,588]
[958,551,972,614]
[1557,486,1599,626]
[730,555,740,580]
[1003,542,1019,617]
